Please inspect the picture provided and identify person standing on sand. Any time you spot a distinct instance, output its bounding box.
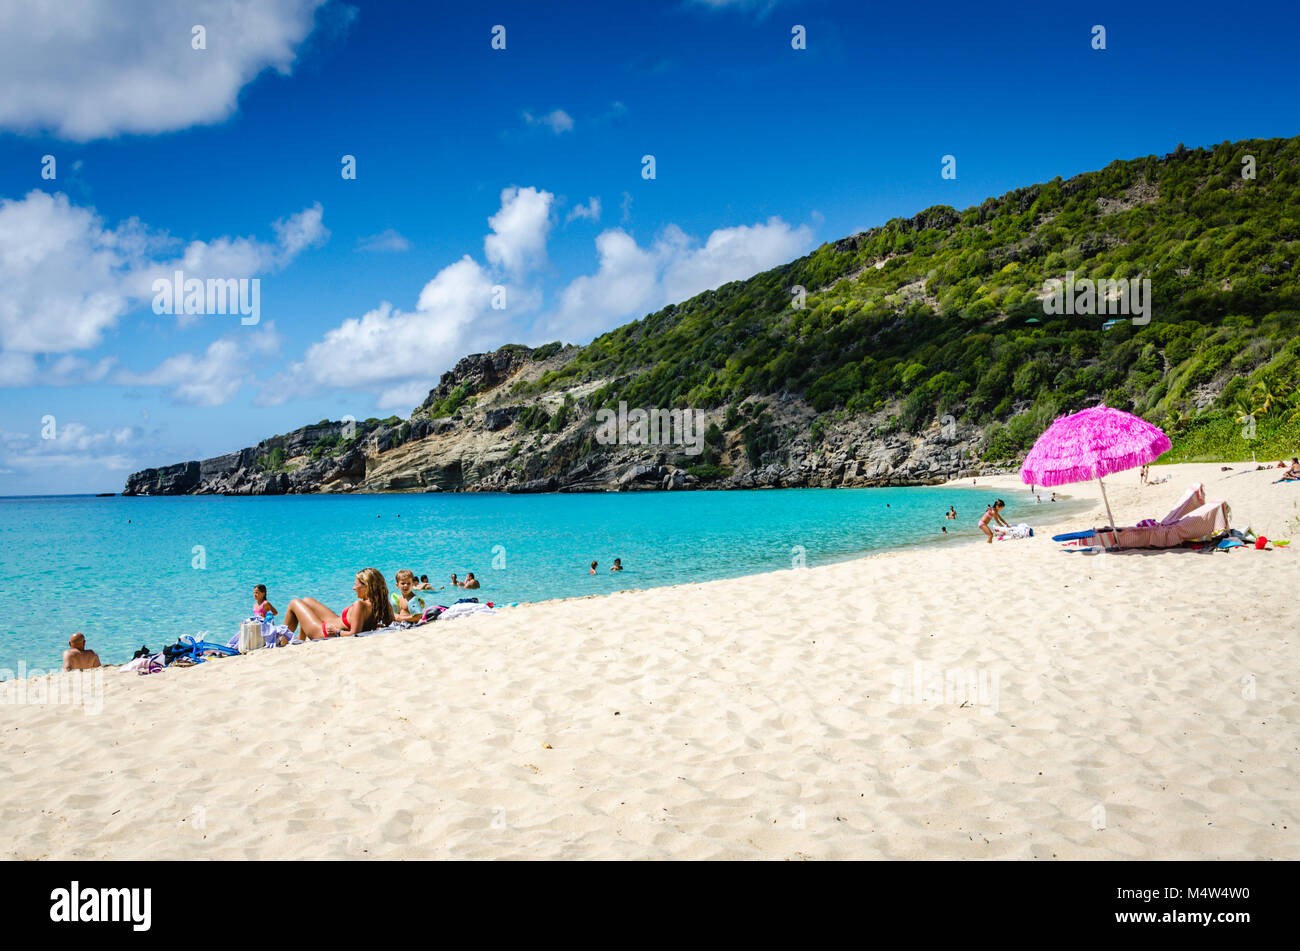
[979,500,1009,543]
[62,633,101,670]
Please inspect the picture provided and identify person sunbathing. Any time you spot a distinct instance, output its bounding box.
[1276,458,1300,482]
[283,567,394,639]
[62,633,101,670]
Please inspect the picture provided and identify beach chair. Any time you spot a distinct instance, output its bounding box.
[1094,498,1231,549]
[1053,483,1229,549]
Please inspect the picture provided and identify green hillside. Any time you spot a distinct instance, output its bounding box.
[512,135,1300,463]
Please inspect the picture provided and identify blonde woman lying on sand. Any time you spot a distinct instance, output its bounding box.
[283,567,394,639]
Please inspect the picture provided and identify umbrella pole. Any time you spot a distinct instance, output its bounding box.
[1097,474,1118,549]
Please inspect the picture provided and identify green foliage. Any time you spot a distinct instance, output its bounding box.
[425,384,470,418]
[1166,411,1300,462]
[257,446,288,472]
[741,409,779,466]
[518,405,551,431]
[686,463,733,481]
[415,137,1300,466]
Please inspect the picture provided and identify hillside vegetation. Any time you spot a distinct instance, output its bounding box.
[127,136,1300,496]
[512,135,1300,462]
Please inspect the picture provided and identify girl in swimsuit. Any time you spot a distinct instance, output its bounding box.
[979,500,1009,543]
[282,567,394,639]
[252,584,278,619]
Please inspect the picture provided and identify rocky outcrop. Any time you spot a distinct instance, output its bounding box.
[125,343,1012,497]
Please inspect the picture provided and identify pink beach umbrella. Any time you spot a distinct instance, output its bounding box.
[1019,406,1172,545]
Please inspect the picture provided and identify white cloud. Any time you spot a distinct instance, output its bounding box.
[0,352,118,388]
[0,0,331,140]
[0,190,324,357]
[356,229,411,253]
[549,229,660,339]
[270,191,812,413]
[521,109,574,134]
[116,325,281,406]
[565,197,602,224]
[272,203,329,257]
[661,216,811,303]
[545,216,814,340]
[276,187,556,407]
[484,186,553,275]
[0,421,136,471]
[283,257,494,406]
[0,352,37,387]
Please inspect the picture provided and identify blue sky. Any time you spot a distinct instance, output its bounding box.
[0,0,1296,494]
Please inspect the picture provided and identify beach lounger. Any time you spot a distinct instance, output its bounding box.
[1094,498,1231,549]
[1054,484,1227,550]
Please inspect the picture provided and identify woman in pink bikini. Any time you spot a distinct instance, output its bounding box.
[978,499,1009,543]
[283,567,394,639]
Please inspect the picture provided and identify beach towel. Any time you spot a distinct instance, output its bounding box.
[995,522,1034,539]
[439,602,498,621]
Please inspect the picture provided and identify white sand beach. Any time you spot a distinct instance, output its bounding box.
[3,462,1298,860]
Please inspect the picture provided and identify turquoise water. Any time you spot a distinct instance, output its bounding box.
[0,486,1045,671]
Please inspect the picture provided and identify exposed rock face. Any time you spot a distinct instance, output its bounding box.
[124,343,1012,496]
[416,348,531,415]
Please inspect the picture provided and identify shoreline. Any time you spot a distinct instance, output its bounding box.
[4,462,1297,859]
[7,483,1080,674]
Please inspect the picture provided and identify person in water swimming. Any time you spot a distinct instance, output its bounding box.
[979,500,1010,543]
[610,558,623,571]
[589,560,598,575]
[252,584,278,620]
[463,572,480,589]
[283,567,393,639]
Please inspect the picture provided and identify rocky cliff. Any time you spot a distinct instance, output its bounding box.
[129,137,1300,495]
[123,342,1010,496]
